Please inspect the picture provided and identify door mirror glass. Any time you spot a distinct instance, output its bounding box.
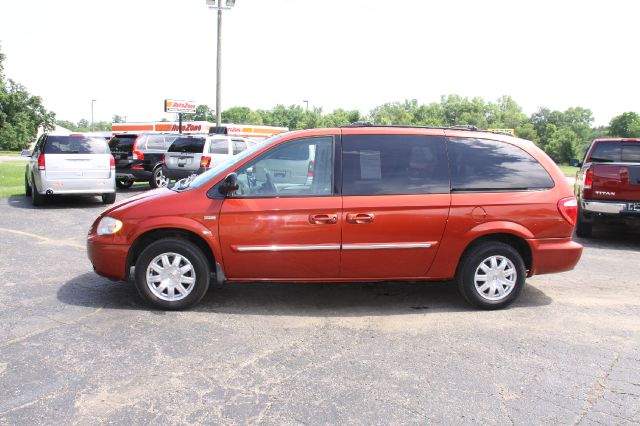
[21,149,32,157]
[218,173,239,195]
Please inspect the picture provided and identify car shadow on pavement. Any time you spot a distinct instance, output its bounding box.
[6,189,149,210]
[574,224,640,251]
[58,272,552,316]
[7,194,109,210]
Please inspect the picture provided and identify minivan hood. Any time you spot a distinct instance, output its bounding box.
[101,188,174,217]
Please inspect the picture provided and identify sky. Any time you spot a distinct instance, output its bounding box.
[0,0,638,126]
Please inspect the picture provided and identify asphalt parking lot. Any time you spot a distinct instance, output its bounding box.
[0,189,639,425]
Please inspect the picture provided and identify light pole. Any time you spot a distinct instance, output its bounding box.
[303,100,309,111]
[91,99,97,131]
[206,0,237,126]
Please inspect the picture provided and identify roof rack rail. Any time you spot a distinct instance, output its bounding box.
[341,121,374,128]
[448,125,479,131]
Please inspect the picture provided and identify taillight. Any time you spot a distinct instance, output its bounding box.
[38,153,46,170]
[558,197,578,226]
[132,135,144,160]
[308,160,315,177]
[109,155,115,170]
[200,156,211,168]
[583,166,593,189]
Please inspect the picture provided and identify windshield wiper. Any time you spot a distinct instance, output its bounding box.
[174,174,197,191]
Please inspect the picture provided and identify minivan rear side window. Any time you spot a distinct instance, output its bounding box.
[169,137,206,153]
[448,138,554,191]
[44,136,110,154]
[342,134,449,195]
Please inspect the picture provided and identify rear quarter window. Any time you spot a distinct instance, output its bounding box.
[44,136,110,154]
[168,137,206,153]
[109,135,137,152]
[448,137,554,191]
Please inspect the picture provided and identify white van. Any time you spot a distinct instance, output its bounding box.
[23,133,116,206]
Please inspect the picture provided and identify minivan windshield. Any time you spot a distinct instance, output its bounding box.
[172,133,288,191]
[45,136,110,154]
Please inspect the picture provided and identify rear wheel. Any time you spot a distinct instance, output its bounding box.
[150,167,169,188]
[456,242,526,310]
[116,179,134,189]
[575,208,593,238]
[102,193,116,204]
[134,238,211,310]
[31,174,44,206]
[25,172,32,196]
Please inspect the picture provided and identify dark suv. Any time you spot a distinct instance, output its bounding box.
[109,133,179,188]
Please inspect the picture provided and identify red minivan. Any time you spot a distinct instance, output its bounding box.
[87,126,583,310]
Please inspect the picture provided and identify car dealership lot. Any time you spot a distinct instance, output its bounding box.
[0,191,639,424]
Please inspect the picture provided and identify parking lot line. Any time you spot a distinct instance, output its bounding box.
[0,227,85,249]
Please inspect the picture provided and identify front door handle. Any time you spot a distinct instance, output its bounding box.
[309,214,338,224]
[346,213,375,224]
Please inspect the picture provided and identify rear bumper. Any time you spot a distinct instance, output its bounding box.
[528,237,583,276]
[163,166,200,181]
[582,199,640,216]
[87,236,129,281]
[38,175,115,195]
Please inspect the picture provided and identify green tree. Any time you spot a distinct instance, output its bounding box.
[0,47,55,149]
[545,127,578,163]
[112,115,125,123]
[221,106,263,124]
[192,105,215,122]
[609,112,640,137]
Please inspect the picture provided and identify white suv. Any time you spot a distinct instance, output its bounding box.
[24,133,116,206]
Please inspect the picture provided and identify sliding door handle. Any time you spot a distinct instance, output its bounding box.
[346,213,375,224]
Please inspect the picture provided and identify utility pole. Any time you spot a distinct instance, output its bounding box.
[206,0,237,127]
[216,5,222,126]
[91,99,96,131]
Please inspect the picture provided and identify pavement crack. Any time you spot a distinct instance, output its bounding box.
[574,351,620,425]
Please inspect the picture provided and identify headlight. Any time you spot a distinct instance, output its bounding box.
[97,217,123,235]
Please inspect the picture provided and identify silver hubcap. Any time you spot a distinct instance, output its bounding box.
[155,169,169,187]
[474,255,517,301]
[146,252,196,301]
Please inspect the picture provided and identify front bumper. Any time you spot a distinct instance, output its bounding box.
[528,237,583,276]
[87,236,129,281]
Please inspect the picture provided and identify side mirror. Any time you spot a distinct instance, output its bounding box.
[21,149,32,157]
[218,173,239,195]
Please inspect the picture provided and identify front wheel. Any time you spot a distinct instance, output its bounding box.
[150,167,169,189]
[456,242,526,310]
[134,238,211,310]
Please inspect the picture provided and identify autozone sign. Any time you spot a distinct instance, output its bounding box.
[164,99,197,114]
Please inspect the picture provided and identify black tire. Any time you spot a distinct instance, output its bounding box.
[102,192,116,204]
[456,241,526,310]
[25,172,32,196]
[31,174,45,206]
[575,210,593,238]
[149,166,169,189]
[134,238,211,310]
[116,179,134,189]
